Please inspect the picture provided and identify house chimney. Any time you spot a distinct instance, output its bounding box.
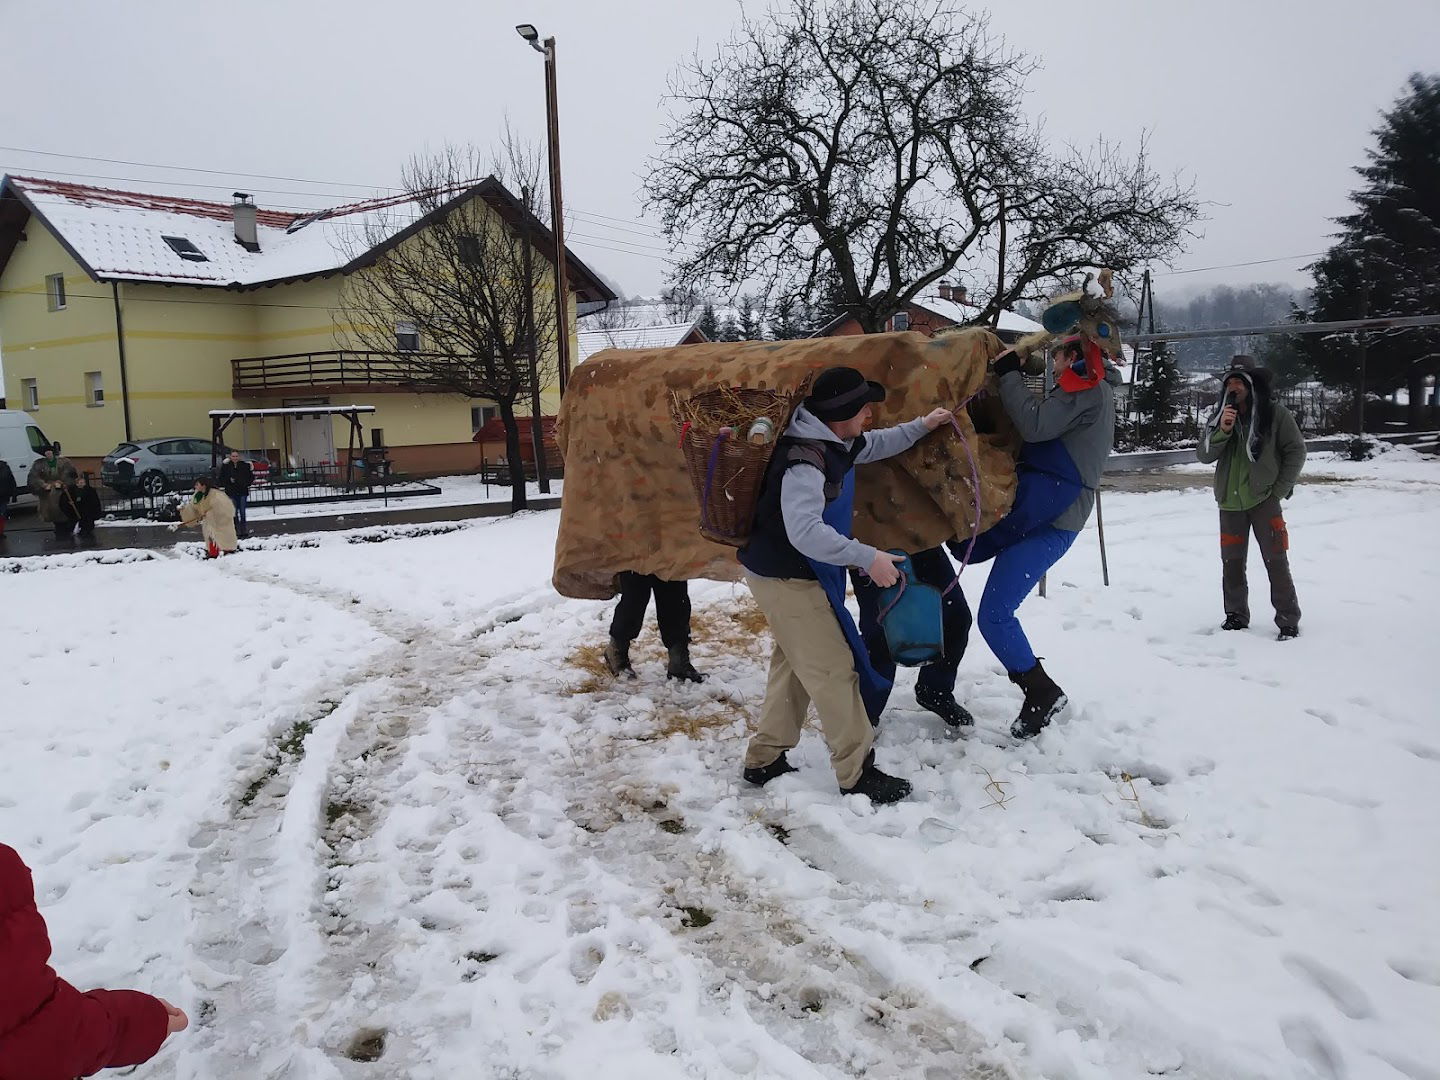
[954,284,969,305]
[232,193,260,253]
[937,283,952,301]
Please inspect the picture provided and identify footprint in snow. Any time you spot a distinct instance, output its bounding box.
[1282,953,1374,1020]
[1278,1014,1345,1080]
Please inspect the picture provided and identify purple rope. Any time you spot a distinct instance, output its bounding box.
[947,391,985,574]
[699,429,730,534]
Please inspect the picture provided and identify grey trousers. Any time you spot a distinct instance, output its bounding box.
[1219,495,1301,631]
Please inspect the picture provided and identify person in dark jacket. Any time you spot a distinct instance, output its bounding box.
[1196,355,1306,638]
[27,443,79,540]
[72,473,103,537]
[738,365,953,804]
[0,459,16,538]
[0,843,188,1079]
[604,573,704,682]
[852,547,974,728]
[217,450,255,539]
[950,337,1119,740]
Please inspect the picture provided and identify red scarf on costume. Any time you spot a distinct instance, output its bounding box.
[1056,339,1105,393]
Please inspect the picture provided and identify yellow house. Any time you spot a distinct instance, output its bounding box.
[0,174,614,475]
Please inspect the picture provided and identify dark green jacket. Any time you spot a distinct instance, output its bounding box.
[1196,397,1305,503]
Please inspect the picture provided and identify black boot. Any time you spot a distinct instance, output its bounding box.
[840,750,912,804]
[743,752,798,786]
[666,643,705,683]
[1277,626,1299,641]
[1008,660,1067,739]
[915,683,974,728]
[604,636,637,679]
[1221,614,1249,631]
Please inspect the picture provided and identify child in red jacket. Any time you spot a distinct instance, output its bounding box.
[0,844,188,1079]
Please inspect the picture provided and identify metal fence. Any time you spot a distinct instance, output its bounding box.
[99,464,441,520]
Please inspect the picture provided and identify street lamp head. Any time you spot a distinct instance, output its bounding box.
[515,23,538,42]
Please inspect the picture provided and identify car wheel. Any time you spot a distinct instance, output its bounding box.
[140,471,169,497]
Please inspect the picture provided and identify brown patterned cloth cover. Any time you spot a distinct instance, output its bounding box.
[552,329,1020,600]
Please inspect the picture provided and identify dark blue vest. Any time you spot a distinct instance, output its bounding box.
[739,434,866,579]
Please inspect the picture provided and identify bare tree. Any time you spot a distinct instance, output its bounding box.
[341,143,557,510]
[644,0,1201,333]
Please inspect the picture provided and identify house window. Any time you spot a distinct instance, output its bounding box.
[892,311,910,331]
[22,379,38,411]
[85,371,104,406]
[370,428,385,449]
[162,236,209,262]
[396,321,419,352]
[458,234,482,265]
[471,405,499,432]
[46,274,65,311]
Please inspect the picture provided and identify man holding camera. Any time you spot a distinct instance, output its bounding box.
[1197,356,1306,639]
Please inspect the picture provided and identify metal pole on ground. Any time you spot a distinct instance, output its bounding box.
[1095,487,1110,586]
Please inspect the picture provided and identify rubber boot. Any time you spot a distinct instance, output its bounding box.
[742,751,798,787]
[604,636,637,679]
[666,643,705,683]
[1008,659,1067,739]
[840,750,912,804]
[915,683,975,728]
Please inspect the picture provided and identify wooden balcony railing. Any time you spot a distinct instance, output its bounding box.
[230,350,537,397]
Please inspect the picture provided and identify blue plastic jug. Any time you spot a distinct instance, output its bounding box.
[875,549,945,666]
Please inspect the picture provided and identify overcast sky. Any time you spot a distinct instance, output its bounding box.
[3,0,1438,305]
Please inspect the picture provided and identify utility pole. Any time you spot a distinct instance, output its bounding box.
[522,185,550,494]
[516,23,573,398]
[1357,261,1369,437]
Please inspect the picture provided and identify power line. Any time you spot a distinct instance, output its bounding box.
[1152,252,1325,277]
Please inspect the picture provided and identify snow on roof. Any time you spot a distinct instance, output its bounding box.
[577,321,703,363]
[911,291,1045,335]
[3,175,470,288]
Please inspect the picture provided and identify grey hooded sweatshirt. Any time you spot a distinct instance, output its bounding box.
[778,405,931,570]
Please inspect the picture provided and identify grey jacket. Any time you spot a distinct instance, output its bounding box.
[780,405,931,569]
[997,366,1119,533]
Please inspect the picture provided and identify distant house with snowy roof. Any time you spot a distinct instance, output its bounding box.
[576,320,708,364]
[811,283,1045,343]
[0,174,614,474]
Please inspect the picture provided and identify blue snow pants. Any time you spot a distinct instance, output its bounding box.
[978,526,1077,673]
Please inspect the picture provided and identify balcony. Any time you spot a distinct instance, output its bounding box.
[231,350,495,397]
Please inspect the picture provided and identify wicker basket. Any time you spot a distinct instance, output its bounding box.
[670,381,810,547]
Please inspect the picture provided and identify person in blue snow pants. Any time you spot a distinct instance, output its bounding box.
[950,337,1119,739]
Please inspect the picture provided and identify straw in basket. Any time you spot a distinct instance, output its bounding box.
[670,379,811,547]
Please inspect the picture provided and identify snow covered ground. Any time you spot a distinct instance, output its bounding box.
[3,459,1438,1079]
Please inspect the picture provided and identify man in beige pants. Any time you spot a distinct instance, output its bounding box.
[737,366,952,803]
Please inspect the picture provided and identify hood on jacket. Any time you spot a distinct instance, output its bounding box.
[784,404,850,446]
[1204,363,1275,461]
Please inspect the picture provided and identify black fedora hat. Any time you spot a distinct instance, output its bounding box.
[807,366,886,422]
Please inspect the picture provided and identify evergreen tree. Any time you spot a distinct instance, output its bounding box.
[717,312,743,342]
[737,293,765,340]
[1307,74,1440,399]
[769,296,806,340]
[696,303,720,341]
[1256,305,1315,390]
[1132,339,1181,444]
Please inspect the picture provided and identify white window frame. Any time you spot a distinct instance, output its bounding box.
[471,404,499,433]
[46,274,66,311]
[892,311,910,331]
[85,370,105,406]
[22,378,39,411]
[395,321,420,352]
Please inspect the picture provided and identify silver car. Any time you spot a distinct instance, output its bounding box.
[101,437,242,496]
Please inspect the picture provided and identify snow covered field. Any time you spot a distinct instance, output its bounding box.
[3,457,1438,1079]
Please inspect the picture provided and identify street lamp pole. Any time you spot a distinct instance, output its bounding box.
[517,24,572,400]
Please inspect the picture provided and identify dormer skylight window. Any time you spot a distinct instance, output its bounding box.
[162,235,208,262]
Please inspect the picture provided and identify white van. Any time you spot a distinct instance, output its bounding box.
[0,409,54,506]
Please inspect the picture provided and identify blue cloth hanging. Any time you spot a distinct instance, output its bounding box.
[805,470,893,723]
